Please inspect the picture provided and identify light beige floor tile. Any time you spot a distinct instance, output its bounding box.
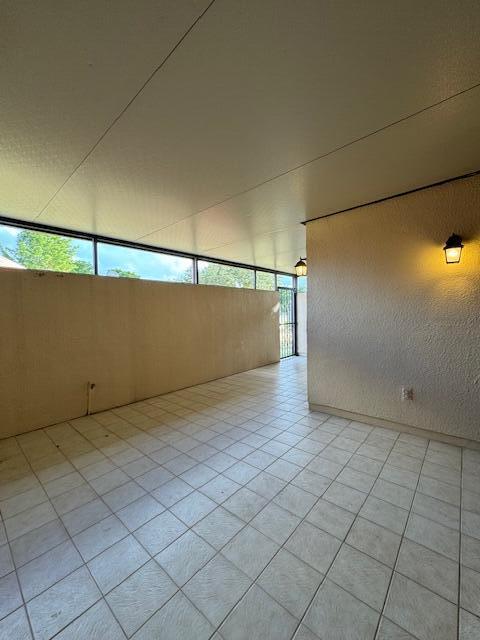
[462,510,480,541]
[17,539,83,601]
[193,507,244,549]
[102,481,146,512]
[53,600,126,640]
[170,491,217,526]
[4,501,57,541]
[461,566,480,617]
[0,606,32,640]
[222,487,268,521]
[26,566,101,640]
[359,495,408,535]
[405,513,459,561]
[286,521,341,574]
[323,481,366,514]
[222,525,279,579]
[0,486,48,519]
[376,617,416,639]
[396,538,458,603]
[131,591,213,640]
[107,560,177,636]
[62,498,111,536]
[134,510,187,555]
[199,475,241,503]
[251,503,300,545]
[304,579,379,640]
[116,495,164,531]
[460,608,480,640]
[0,544,14,578]
[156,530,215,585]
[152,477,193,507]
[183,555,251,626]
[258,549,322,618]
[371,479,414,510]
[10,519,68,567]
[306,498,354,540]
[0,571,23,620]
[462,534,480,571]
[220,584,297,640]
[412,492,460,530]
[51,484,96,516]
[336,467,376,493]
[291,469,331,496]
[384,573,457,640]
[346,517,401,567]
[88,535,149,594]
[327,544,391,611]
[418,475,461,506]
[273,484,317,518]
[293,624,321,639]
[380,466,418,491]
[90,469,130,495]
[73,515,128,562]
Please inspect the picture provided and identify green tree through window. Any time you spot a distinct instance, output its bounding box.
[198,261,254,288]
[1,230,93,274]
[106,267,139,278]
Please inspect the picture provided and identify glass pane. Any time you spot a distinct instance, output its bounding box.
[278,288,295,358]
[279,324,295,358]
[0,225,93,274]
[198,261,254,288]
[98,243,193,282]
[277,274,294,288]
[297,276,307,292]
[255,271,275,290]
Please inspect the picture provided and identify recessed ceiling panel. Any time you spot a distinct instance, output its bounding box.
[144,85,480,271]
[0,0,211,218]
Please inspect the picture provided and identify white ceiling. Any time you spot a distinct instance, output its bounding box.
[2,0,480,272]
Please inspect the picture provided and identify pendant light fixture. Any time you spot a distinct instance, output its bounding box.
[294,257,307,276]
[443,233,464,264]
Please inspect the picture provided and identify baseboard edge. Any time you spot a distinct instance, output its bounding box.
[308,402,480,450]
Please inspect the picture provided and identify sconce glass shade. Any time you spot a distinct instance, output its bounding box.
[294,257,307,277]
[443,234,463,264]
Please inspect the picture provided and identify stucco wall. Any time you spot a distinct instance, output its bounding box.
[297,292,307,355]
[0,270,279,438]
[307,173,480,441]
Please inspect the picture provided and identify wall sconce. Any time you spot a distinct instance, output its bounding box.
[443,233,464,264]
[294,257,307,276]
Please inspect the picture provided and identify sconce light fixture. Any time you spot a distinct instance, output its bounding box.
[294,257,307,277]
[443,233,464,264]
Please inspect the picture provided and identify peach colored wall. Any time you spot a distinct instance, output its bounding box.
[307,174,480,441]
[0,270,279,437]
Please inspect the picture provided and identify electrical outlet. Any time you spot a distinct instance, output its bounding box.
[401,387,414,401]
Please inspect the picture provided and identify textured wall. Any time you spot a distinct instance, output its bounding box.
[0,271,279,437]
[307,174,480,441]
[297,292,307,355]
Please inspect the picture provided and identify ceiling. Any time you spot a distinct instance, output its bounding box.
[2,1,480,273]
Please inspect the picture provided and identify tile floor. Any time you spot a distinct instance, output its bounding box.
[0,356,479,639]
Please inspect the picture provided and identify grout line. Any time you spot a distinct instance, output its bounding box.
[373,437,431,639]
[289,429,403,639]
[457,447,464,640]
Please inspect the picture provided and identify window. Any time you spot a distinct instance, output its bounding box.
[297,276,307,292]
[0,224,93,274]
[97,243,193,282]
[255,271,276,291]
[198,261,254,288]
[277,274,294,288]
